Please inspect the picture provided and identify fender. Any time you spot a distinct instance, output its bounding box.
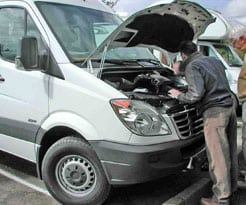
[36,111,100,145]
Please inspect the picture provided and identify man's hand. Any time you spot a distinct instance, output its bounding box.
[168,88,182,99]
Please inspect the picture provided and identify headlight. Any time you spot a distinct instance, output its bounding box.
[110,99,171,136]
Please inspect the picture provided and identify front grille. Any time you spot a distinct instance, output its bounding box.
[167,104,204,139]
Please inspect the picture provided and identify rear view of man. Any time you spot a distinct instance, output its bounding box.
[169,41,238,205]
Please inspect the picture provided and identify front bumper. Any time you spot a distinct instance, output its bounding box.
[90,136,206,185]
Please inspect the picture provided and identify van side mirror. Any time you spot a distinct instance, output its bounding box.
[16,36,38,70]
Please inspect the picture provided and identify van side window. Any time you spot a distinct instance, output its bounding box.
[214,44,243,67]
[0,7,47,69]
[0,8,25,61]
[200,45,218,59]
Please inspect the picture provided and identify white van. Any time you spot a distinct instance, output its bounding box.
[0,0,214,204]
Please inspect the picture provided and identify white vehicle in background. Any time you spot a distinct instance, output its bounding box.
[0,0,214,204]
[198,9,243,108]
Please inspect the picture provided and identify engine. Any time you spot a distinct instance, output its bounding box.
[101,69,187,107]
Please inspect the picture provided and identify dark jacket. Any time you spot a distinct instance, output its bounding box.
[178,52,233,114]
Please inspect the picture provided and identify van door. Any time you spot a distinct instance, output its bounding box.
[0,7,49,162]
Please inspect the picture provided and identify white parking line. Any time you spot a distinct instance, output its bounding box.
[0,168,51,196]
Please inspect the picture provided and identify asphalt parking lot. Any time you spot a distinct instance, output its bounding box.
[0,174,58,205]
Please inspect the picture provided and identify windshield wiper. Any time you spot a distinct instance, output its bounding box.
[135,58,161,66]
[102,59,143,66]
[101,59,161,67]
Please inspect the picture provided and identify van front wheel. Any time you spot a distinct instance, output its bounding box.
[41,136,110,205]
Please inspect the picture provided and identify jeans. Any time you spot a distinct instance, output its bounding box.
[203,106,238,203]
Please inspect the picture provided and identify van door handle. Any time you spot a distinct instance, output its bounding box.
[0,75,5,82]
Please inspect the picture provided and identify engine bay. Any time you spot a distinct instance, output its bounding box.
[100,66,187,108]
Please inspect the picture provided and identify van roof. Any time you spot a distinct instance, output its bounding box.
[199,10,230,40]
[0,0,114,13]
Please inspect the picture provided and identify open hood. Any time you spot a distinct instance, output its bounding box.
[88,0,215,59]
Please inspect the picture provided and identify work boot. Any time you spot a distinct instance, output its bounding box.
[200,198,219,205]
[200,197,229,205]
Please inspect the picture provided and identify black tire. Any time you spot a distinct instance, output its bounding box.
[41,136,110,205]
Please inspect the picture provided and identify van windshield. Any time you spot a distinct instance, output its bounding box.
[36,2,157,64]
[36,2,120,58]
[214,44,243,67]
